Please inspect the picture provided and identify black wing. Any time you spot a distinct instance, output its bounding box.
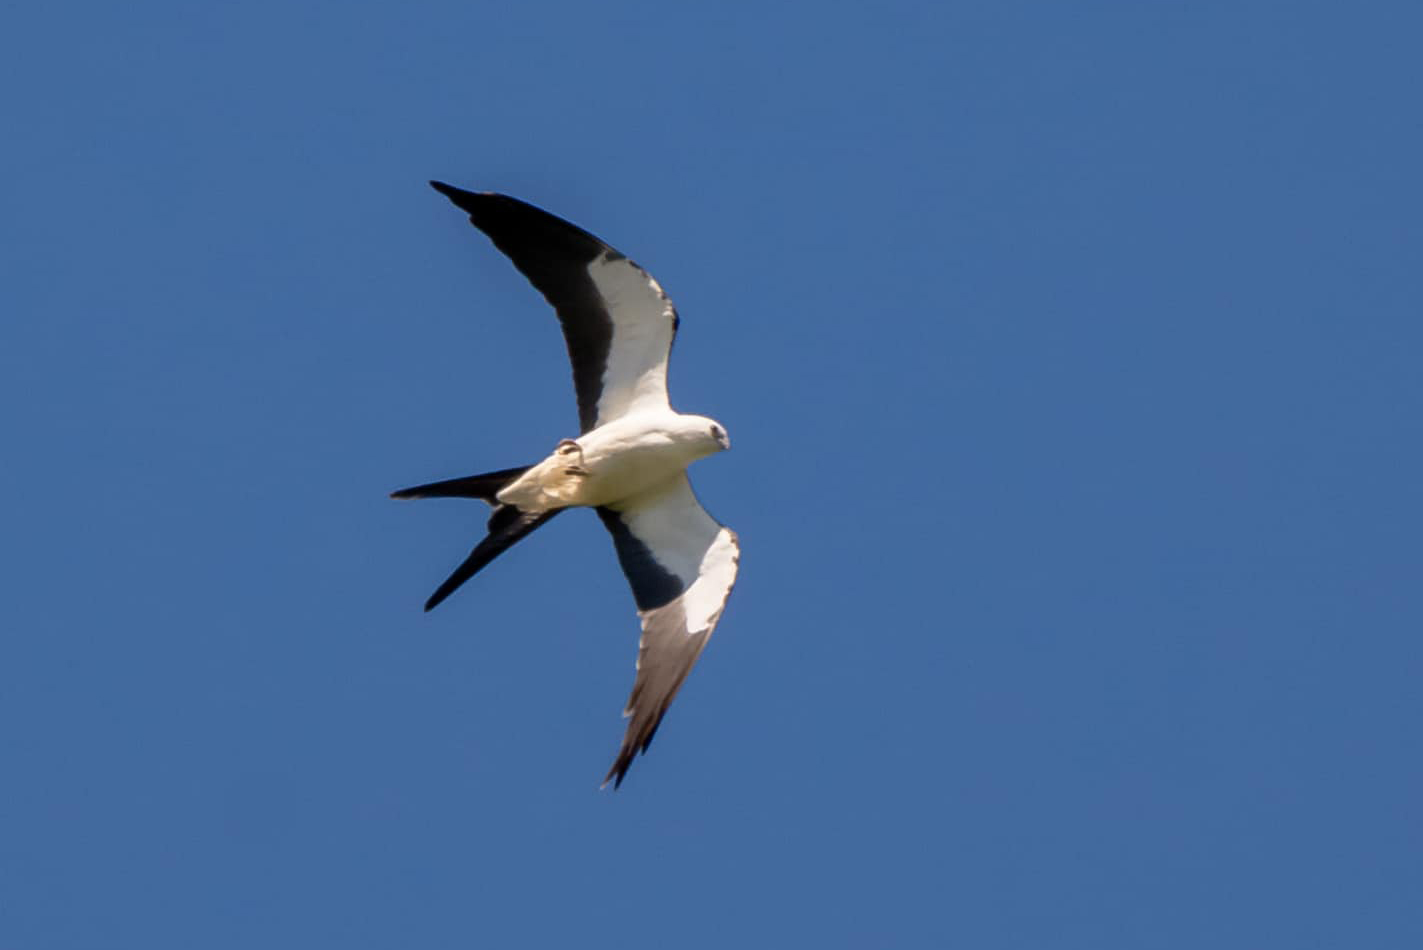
[431,182,678,433]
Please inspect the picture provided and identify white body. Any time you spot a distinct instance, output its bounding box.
[498,410,729,512]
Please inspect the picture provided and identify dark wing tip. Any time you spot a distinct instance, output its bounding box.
[429,181,609,257]
[600,703,672,790]
[601,753,636,790]
[430,179,493,214]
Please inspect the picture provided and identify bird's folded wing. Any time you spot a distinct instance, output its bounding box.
[431,182,677,433]
[596,475,739,788]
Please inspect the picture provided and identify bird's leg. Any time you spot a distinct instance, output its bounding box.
[556,439,589,476]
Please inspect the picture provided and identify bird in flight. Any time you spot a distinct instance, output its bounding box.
[393,182,739,788]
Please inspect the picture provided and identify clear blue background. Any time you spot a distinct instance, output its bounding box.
[3,1,1420,946]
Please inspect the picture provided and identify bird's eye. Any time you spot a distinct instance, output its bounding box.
[710,425,724,441]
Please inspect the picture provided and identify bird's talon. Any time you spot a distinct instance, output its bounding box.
[556,439,587,470]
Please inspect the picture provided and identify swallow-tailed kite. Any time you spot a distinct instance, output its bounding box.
[393,182,739,788]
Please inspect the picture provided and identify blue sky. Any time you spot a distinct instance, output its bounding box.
[3,1,1421,946]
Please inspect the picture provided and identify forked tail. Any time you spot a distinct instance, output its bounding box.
[391,465,561,611]
[389,465,532,502]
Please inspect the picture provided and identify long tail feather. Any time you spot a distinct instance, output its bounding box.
[390,465,531,502]
[423,506,561,611]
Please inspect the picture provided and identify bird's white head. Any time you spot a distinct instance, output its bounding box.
[677,414,732,457]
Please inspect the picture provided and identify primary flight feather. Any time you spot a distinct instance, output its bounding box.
[393,182,739,788]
